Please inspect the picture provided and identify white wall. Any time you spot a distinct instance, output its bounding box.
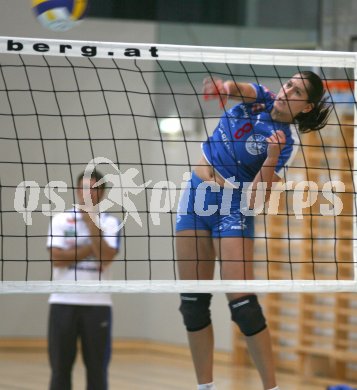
[0,0,233,352]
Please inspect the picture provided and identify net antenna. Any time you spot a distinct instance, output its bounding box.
[1,36,357,293]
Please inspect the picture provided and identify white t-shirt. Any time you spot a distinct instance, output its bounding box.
[47,208,121,306]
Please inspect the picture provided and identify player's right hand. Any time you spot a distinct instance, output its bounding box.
[203,77,229,108]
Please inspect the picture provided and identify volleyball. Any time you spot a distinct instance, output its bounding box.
[32,0,88,32]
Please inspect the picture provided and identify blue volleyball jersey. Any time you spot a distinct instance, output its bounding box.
[202,83,300,186]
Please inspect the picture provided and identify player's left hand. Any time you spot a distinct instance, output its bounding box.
[266,130,286,160]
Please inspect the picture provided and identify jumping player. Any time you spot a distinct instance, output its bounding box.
[176,71,332,390]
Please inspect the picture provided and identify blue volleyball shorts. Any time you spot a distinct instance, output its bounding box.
[175,172,254,238]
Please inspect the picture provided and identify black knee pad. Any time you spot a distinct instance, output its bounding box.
[179,293,212,332]
[229,294,266,336]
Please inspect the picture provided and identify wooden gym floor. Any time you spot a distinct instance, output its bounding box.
[0,340,342,389]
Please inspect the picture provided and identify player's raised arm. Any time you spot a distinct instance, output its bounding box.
[203,77,257,107]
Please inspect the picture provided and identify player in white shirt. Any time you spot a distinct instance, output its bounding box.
[47,170,121,390]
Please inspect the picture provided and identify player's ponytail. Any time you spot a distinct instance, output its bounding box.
[295,71,332,133]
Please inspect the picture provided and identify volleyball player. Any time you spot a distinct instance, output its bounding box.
[47,170,121,390]
[176,71,332,390]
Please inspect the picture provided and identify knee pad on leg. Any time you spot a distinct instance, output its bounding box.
[229,294,266,336]
[179,293,212,332]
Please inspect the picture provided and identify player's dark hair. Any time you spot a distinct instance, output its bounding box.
[294,71,332,133]
[77,170,105,190]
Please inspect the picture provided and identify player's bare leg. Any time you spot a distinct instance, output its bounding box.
[177,230,216,386]
[215,237,278,390]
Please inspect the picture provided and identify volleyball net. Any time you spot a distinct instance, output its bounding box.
[0,36,356,293]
